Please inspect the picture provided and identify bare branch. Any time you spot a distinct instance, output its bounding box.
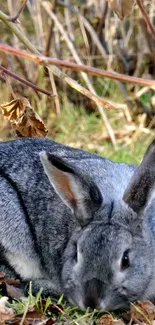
[136,0,155,39]
[0,11,117,112]
[42,0,116,146]
[7,0,28,22]
[0,43,155,88]
[0,65,55,97]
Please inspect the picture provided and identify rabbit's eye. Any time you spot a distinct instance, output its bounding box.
[74,250,77,262]
[73,246,77,262]
[121,250,130,270]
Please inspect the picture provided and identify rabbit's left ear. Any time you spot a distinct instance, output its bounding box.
[40,151,103,226]
[123,140,155,213]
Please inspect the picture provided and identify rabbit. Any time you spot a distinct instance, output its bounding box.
[0,137,153,311]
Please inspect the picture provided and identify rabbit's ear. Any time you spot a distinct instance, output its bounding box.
[40,151,102,226]
[123,140,155,213]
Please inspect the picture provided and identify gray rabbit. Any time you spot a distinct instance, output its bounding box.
[0,137,154,311]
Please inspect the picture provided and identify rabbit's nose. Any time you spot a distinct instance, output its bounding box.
[84,296,97,310]
[84,278,103,310]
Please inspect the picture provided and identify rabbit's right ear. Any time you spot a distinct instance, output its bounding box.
[123,140,155,213]
[40,151,103,226]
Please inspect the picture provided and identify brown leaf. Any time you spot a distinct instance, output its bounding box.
[24,311,43,319]
[107,0,135,20]
[123,300,155,324]
[0,97,48,137]
[3,278,20,286]
[0,273,20,286]
[0,296,15,325]
[1,282,23,300]
[45,319,56,325]
[38,300,64,316]
[98,314,124,325]
[12,320,30,325]
[0,98,26,121]
[0,273,6,280]
[15,310,43,321]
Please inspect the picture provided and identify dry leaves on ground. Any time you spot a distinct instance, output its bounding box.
[9,301,64,325]
[0,272,23,301]
[98,300,155,325]
[106,0,135,19]
[0,97,48,137]
[1,271,155,325]
[0,297,15,325]
[98,314,124,325]
[123,300,155,324]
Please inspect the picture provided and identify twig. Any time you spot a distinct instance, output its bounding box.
[64,0,74,42]
[7,0,28,22]
[0,43,155,88]
[4,74,16,98]
[136,0,155,39]
[97,0,108,41]
[0,65,54,97]
[42,0,116,146]
[27,0,61,114]
[0,11,117,109]
[27,0,44,50]
[65,2,107,57]
[20,302,29,325]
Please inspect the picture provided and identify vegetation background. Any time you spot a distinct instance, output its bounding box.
[0,0,155,164]
[0,1,155,323]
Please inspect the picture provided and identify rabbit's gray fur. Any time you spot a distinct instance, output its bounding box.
[0,137,154,311]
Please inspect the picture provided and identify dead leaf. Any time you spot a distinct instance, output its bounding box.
[0,98,27,121]
[0,274,5,281]
[12,319,30,325]
[1,282,23,300]
[0,273,22,300]
[3,278,20,286]
[0,273,20,286]
[0,296,15,325]
[24,311,43,319]
[98,314,124,325]
[107,0,135,20]
[45,319,55,325]
[0,97,48,137]
[38,300,64,316]
[123,300,155,324]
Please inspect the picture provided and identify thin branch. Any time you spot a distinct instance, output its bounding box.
[0,65,55,97]
[7,0,28,22]
[0,43,155,88]
[57,0,107,57]
[136,0,155,39]
[42,0,116,146]
[0,11,117,110]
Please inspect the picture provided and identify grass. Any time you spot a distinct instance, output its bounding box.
[45,103,153,165]
[6,284,102,325]
[0,98,153,165]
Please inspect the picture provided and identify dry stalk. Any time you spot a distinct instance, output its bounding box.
[58,0,107,57]
[136,0,155,39]
[6,0,28,22]
[0,65,54,97]
[0,10,117,125]
[27,0,61,115]
[42,1,116,146]
[0,44,155,88]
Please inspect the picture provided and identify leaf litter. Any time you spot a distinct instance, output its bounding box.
[0,97,48,137]
[1,271,155,325]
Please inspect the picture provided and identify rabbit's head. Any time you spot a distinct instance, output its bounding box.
[40,140,155,311]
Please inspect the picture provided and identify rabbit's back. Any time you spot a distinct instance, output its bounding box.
[0,137,136,289]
